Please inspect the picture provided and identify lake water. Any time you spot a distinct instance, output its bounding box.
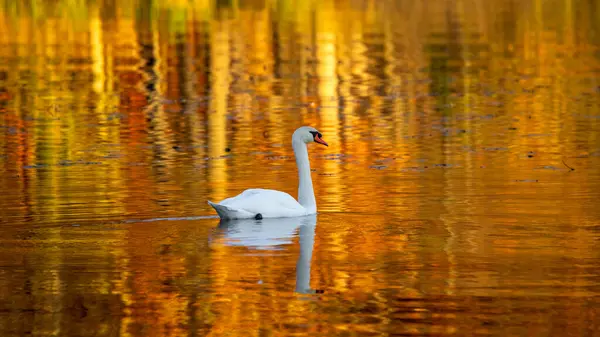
[1,0,600,336]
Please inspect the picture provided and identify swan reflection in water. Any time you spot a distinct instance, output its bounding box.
[213,214,321,294]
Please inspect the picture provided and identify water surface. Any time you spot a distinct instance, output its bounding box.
[1,0,600,336]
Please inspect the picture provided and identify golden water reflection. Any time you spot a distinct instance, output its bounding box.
[1,0,600,336]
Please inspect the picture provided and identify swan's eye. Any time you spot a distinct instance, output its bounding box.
[309,131,322,138]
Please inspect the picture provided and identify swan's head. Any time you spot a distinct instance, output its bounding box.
[293,126,328,147]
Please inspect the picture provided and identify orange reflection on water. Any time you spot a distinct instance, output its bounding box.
[0,0,600,336]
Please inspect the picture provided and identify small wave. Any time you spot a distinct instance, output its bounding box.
[124,215,218,223]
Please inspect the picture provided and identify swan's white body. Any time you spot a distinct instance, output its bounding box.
[208,126,327,220]
[208,189,309,219]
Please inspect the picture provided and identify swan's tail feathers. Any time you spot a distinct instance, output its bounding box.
[208,201,235,220]
[208,201,226,219]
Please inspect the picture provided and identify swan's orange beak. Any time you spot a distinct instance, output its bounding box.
[315,134,328,147]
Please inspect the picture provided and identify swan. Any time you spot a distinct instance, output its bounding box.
[213,215,320,294]
[208,126,328,220]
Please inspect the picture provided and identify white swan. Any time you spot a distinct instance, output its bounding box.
[208,126,328,220]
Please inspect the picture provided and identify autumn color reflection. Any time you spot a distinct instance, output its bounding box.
[0,0,600,336]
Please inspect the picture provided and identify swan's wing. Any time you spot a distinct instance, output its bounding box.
[218,189,264,206]
[219,188,304,215]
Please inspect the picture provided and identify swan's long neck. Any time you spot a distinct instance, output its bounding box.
[292,138,316,212]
